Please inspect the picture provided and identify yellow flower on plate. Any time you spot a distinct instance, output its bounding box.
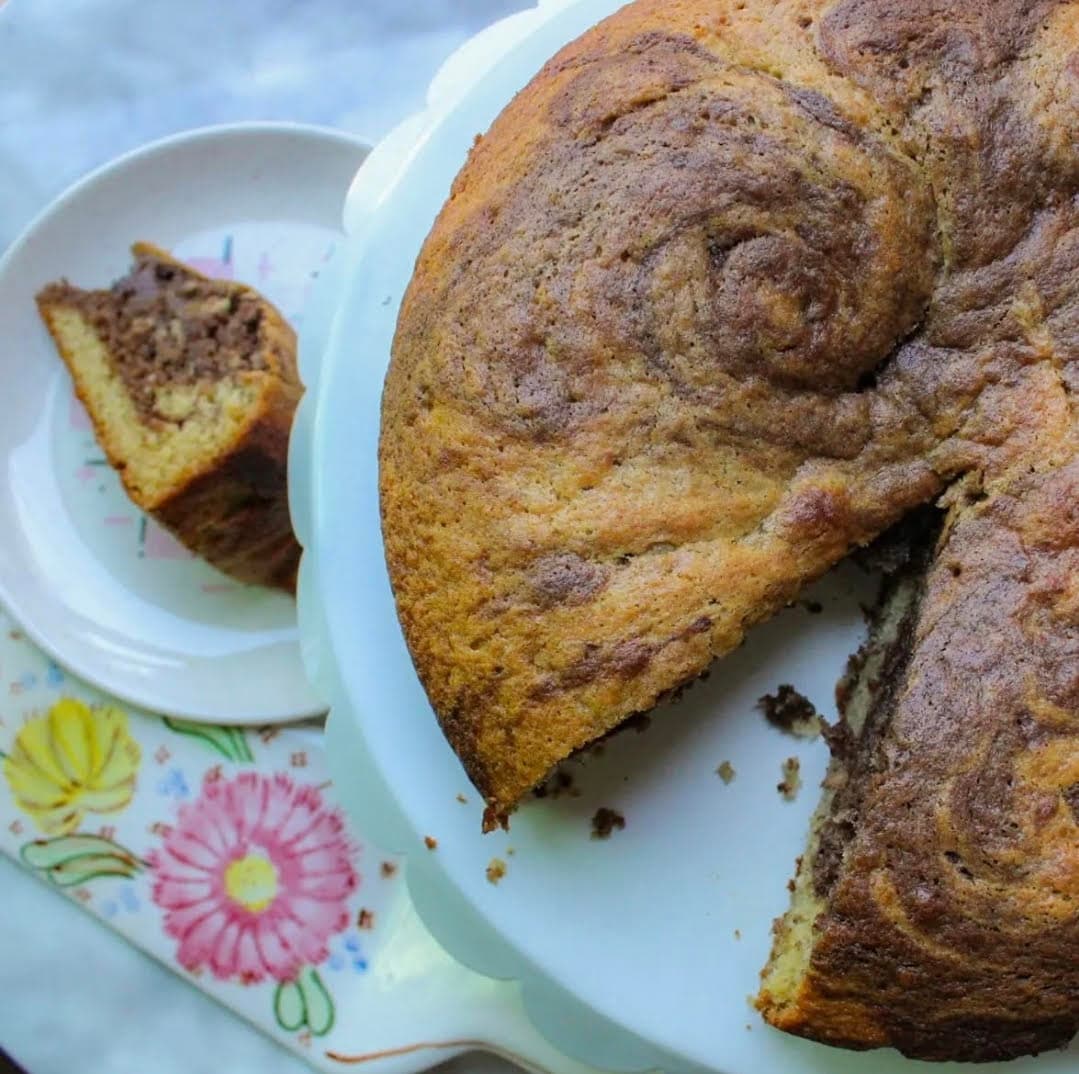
[3,698,141,835]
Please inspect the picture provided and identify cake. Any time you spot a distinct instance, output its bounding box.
[38,243,302,590]
[380,0,1077,1058]
[758,461,1079,1061]
[382,0,1077,820]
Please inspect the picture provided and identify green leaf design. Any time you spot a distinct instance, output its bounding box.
[21,834,139,870]
[298,967,334,1036]
[273,969,335,1037]
[43,854,140,887]
[162,718,254,763]
[274,980,305,1033]
[21,834,143,888]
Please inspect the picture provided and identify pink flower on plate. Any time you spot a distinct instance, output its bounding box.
[149,772,357,983]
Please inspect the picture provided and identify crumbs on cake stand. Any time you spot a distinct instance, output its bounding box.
[716,760,736,784]
[424,835,438,850]
[486,858,507,885]
[777,757,802,801]
[758,684,822,740]
[591,807,626,839]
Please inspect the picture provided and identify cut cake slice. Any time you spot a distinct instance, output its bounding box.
[37,242,301,590]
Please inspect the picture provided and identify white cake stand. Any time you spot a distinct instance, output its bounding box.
[292,2,1079,1071]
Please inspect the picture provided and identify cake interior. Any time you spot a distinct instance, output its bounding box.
[758,516,939,1018]
[37,245,268,510]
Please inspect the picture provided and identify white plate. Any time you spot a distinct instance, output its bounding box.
[0,122,370,724]
[298,4,1079,1074]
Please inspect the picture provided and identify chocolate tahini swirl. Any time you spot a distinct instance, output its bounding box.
[380,0,1079,1058]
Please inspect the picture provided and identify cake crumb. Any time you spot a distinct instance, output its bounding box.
[424,835,438,850]
[778,757,802,800]
[716,760,736,784]
[507,847,516,857]
[758,684,822,739]
[380,861,398,878]
[357,908,375,930]
[455,793,468,804]
[734,929,742,940]
[591,807,625,839]
[486,858,507,885]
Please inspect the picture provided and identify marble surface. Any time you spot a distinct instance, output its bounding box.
[0,2,533,1072]
[0,0,526,249]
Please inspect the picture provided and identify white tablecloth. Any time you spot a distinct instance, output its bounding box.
[0,2,528,1071]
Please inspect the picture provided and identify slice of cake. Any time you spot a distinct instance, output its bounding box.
[378,0,1078,832]
[37,243,302,591]
[757,461,1079,1061]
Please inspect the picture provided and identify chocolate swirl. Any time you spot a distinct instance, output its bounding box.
[381,1,1079,1057]
[801,461,1079,1060]
[416,31,937,451]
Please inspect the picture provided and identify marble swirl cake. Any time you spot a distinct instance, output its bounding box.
[380,0,1078,1059]
[39,243,302,590]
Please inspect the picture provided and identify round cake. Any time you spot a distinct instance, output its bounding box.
[379,0,1078,1060]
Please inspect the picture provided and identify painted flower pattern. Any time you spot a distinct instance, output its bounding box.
[149,772,357,983]
[3,698,141,834]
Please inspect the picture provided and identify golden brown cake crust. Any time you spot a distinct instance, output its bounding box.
[381,0,1078,1058]
[38,243,302,591]
[382,0,1078,823]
